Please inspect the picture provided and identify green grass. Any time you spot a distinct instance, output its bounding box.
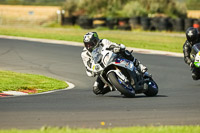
[0,70,68,93]
[0,25,185,53]
[0,126,200,133]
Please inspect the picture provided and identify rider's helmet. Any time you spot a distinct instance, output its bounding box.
[186,27,199,45]
[83,32,99,52]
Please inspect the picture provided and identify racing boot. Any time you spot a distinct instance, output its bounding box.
[93,81,112,95]
[101,86,112,95]
[138,64,148,74]
[131,57,147,74]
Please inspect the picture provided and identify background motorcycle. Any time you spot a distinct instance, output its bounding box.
[91,45,158,97]
[191,43,200,68]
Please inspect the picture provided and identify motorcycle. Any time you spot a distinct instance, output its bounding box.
[191,43,200,68]
[91,45,158,97]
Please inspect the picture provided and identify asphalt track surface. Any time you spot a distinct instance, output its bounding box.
[0,38,199,129]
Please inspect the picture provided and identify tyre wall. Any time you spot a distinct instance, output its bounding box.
[62,15,200,32]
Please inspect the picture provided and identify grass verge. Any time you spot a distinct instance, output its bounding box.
[0,25,185,53]
[0,70,68,94]
[0,126,200,133]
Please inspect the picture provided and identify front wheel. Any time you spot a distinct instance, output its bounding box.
[144,79,158,96]
[107,71,135,97]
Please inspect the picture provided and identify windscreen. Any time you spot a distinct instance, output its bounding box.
[191,43,200,55]
[91,46,103,64]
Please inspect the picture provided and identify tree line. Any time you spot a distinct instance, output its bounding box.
[0,0,200,18]
[62,0,187,18]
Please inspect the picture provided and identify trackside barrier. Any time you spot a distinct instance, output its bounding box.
[61,16,200,31]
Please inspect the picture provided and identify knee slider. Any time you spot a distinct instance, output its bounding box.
[93,86,102,95]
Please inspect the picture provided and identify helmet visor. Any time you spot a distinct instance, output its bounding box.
[84,42,95,52]
[188,36,198,45]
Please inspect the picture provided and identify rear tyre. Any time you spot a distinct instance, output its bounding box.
[144,79,158,96]
[107,71,135,97]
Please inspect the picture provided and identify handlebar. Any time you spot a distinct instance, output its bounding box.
[106,48,112,50]
[106,46,133,53]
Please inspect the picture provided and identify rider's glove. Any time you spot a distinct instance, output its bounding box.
[113,47,120,53]
[190,62,194,68]
[119,44,126,51]
[113,44,126,53]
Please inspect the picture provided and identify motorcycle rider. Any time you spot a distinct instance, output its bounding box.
[81,32,147,95]
[183,27,200,80]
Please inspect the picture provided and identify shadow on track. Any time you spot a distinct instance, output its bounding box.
[104,94,168,99]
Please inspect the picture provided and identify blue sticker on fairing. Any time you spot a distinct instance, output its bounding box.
[115,58,123,64]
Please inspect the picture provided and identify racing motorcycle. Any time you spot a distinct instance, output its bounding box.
[91,45,158,97]
[191,43,200,68]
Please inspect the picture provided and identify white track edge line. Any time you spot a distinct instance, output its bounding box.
[0,35,183,57]
[2,81,75,97]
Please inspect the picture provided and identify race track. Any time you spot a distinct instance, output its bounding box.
[0,38,199,129]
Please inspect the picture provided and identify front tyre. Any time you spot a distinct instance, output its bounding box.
[144,79,158,96]
[107,71,135,98]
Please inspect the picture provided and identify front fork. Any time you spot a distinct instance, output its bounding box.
[127,69,148,93]
[99,73,115,91]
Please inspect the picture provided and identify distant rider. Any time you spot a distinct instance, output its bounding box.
[81,32,147,95]
[183,27,200,80]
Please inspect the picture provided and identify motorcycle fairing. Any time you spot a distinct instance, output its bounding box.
[111,58,134,71]
[194,51,200,68]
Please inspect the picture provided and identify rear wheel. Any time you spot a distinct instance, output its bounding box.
[144,79,158,96]
[107,71,135,97]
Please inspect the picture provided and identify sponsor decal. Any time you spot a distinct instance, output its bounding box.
[93,65,95,70]
[130,62,133,68]
[115,58,124,64]
[125,62,130,67]
[94,32,98,37]
[188,30,193,37]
